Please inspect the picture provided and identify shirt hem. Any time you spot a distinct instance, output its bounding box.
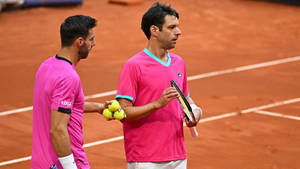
[126,155,187,163]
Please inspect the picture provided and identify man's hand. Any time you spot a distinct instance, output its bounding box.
[97,101,111,114]
[193,107,202,122]
[156,87,179,108]
[185,117,198,127]
[84,101,110,113]
[184,106,202,127]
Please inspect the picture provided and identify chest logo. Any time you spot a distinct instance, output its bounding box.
[177,73,182,77]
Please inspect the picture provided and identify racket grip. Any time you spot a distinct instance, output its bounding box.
[189,127,198,137]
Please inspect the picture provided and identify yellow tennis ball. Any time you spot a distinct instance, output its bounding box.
[108,100,120,112]
[113,109,125,120]
[102,108,113,119]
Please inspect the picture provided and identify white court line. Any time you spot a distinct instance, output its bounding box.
[240,98,300,113]
[0,106,33,116]
[254,110,300,121]
[0,157,31,167]
[0,136,125,167]
[187,56,300,81]
[1,97,300,167]
[0,90,117,116]
[84,90,117,100]
[83,136,124,148]
[1,56,300,116]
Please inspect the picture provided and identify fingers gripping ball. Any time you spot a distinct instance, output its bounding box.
[102,108,113,119]
[113,109,126,120]
[108,100,120,112]
[105,100,126,120]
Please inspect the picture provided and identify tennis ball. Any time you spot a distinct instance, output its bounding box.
[113,109,126,120]
[108,100,120,112]
[102,108,113,119]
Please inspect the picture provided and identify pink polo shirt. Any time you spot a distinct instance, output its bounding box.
[116,49,189,162]
[31,56,89,169]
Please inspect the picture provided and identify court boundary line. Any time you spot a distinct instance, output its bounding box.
[1,55,300,116]
[1,97,300,166]
[254,110,300,120]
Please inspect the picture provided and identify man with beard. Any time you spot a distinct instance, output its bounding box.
[31,15,107,169]
[116,3,202,169]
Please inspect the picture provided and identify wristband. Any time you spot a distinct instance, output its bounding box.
[58,154,77,169]
[190,104,203,117]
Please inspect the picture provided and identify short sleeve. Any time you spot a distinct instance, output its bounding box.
[116,61,139,103]
[51,75,79,114]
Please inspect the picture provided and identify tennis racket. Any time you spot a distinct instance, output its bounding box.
[171,80,198,137]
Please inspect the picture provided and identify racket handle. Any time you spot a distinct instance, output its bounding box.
[189,127,198,137]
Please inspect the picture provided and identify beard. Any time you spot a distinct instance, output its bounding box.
[78,42,89,59]
[161,38,176,50]
[163,42,175,50]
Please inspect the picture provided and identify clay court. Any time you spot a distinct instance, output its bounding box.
[0,0,300,168]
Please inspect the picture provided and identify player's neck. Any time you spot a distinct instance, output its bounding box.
[58,47,80,65]
[147,43,167,60]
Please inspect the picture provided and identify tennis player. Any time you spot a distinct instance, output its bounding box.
[116,3,202,169]
[31,15,108,169]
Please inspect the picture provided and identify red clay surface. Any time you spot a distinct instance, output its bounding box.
[0,0,300,168]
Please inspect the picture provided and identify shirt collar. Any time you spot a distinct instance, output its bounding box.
[143,48,171,67]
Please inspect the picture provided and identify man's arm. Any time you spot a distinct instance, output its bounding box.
[185,97,203,127]
[118,87,179,122]
[50,110,72,156]
[50,110,78,169]
[83,101,108,113]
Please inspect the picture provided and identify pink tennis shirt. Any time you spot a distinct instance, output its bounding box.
[116,49,189,162]
[31,56,89,169]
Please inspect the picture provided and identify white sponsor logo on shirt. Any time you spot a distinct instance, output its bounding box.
[61,100,72,106]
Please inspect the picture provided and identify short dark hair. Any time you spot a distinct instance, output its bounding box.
[141,2,179,39]
[60,15,97,47]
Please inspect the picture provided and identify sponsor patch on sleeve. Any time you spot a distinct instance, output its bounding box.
[58,107,72,114]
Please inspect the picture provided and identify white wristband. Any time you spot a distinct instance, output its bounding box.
[58,154,78,169]
[190,104,203,116]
